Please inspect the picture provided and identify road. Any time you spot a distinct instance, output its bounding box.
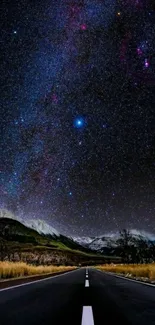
[1,268,155,325]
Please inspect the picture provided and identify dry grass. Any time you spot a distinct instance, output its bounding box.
[96,263,155,281]
[0,261,76,279]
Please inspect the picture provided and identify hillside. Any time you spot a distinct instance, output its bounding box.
[0,215,96,253]
[0,214,120,265]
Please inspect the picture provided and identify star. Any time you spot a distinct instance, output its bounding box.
[80,24,87,31]
[77,120,82,126]
[137,48,143,56]
[144,59,149,68]
[73,117,86,129]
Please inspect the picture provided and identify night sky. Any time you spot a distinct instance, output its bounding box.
[1,0,155,236]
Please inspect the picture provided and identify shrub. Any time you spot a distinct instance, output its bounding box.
[0,261,76,279]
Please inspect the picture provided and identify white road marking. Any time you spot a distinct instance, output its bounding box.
[97,269,155,288]
[85,279,89,287]
[81,306,94,325]
[0,269,79,292]
[86,274,88,278]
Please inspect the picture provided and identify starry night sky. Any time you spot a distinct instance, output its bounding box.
[1,0,155,236]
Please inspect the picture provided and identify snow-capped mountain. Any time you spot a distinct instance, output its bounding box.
[93,230,155,252]
[73,236,94,246]
[128,229,155,241]
[74,230,155,252]
[1,209,155,253]
[0,209,59,237]
[23,219,60,237]
[90,236,117,251]
[0,209,20,222]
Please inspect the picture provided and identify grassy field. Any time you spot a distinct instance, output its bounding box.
[96,264,155,281]
[0,261,76,279]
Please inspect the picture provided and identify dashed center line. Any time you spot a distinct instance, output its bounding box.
[81,306,94,325]
[82,270,93,324]
[85,279,89,287]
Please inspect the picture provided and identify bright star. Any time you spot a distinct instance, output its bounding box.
[74,117,85,129]
[144,59,149,68]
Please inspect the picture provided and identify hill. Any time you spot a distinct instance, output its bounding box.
[0,211,120,265]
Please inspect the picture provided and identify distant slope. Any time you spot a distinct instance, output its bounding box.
[0,216,87,252]
[0,210,95,254]
[0,210,96,254]
[0,217,56,246]
[0,210,123,265]
[0,209,59,237]
[73,236,94,247]
[74,230,155,254]
[24,219,60,237]
[0,216,120,265]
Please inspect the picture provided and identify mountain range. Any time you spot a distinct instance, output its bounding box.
[1,209,155,264]
[0,209,114,266]
[0,209,60,237]
[73,230,155,253]
[0,209,95,253]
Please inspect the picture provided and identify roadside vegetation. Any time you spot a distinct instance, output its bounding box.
[0,261,76,279]
[96,263,155,281]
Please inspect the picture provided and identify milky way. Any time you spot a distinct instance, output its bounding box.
[1,0,155,236]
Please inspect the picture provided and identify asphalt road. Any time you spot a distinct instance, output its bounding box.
[1,268,155,325]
